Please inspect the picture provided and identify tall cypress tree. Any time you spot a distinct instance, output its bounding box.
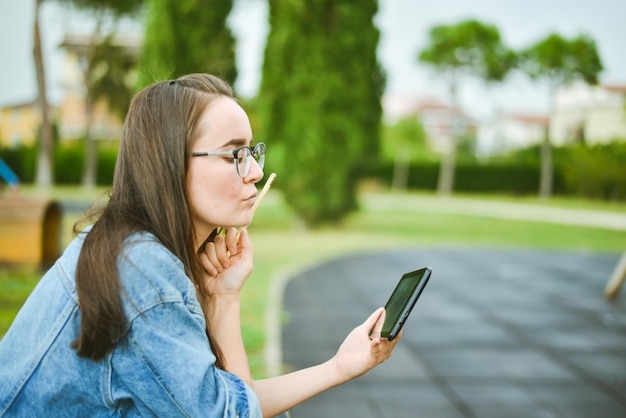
[138,0,237,88]
[259,0,384,227]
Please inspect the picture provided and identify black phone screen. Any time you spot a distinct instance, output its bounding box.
[378,267,432,341]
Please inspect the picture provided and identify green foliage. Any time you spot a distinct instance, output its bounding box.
[89,35,138,120]
[138,0,237,88]
[519,33,603,86]
[4,139,622,201]
[373,160,545,194]
[371,140,626,200]
[418,19,517,82]
[0,142,118,186]
[382,117,428,160]
[54,143,84,184]
[559,142,626,200]
[0,145,37,184]
[258,0,384,227]
[53,0,144,17]
[0,268,41,338]
[417,19,516,195]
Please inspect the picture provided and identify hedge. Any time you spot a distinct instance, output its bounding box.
[1,141,623,201]
[370,161,567,195]
[0,141,118,186]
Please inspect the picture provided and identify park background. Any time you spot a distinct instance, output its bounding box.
[1,0,625,378]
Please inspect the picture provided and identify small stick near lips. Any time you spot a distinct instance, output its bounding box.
[249,172,277,222]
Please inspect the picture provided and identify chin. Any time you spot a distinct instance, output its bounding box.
[223,217,252,229]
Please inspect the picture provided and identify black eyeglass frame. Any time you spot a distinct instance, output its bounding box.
[191,142,265,178]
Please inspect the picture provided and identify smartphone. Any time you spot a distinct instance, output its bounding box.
[370,267,432,341]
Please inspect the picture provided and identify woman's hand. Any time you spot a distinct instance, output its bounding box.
[198,227,253,297]
[331,308,401,382]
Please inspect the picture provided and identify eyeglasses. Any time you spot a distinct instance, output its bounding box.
[191,142,266,178]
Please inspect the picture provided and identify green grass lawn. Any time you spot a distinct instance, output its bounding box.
[2,188,625,377]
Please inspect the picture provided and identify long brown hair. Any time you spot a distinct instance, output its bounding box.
[71,74,233,367]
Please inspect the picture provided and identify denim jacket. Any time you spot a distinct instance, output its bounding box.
[0,230,262,417]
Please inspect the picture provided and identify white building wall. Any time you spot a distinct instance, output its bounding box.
[477,116,546,156]
[552,81,626,145]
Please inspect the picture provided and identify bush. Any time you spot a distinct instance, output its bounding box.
[0,140,119,186]
[369,141,624,199]
[0,145,36,183]
[558,142,626,200]
[54,142,84,184]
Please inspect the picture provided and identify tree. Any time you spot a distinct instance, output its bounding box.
[138,0,237,89]
[88,35,140,122]
[519,33,603,199]
[55,0,143,188]
[33,0,55,187]
[418,19,516,195]
[258,0,384,227]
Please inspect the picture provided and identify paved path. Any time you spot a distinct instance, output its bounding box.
[280,248,626,418]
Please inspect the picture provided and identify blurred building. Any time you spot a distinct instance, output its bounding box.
[0,34,140,149]
[382,96,476,153]
[476,113,548,157]
[0,101,56,148]
[384,81,626,158]
[58,34,141,141]
[550,81,626,145]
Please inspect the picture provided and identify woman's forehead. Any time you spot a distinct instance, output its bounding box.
[196,97,252,148]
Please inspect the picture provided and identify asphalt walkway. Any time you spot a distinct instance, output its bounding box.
[279,247,626,418]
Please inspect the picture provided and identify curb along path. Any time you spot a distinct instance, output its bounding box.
[361,193,626,231]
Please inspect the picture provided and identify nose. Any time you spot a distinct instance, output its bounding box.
[245,157,264,184]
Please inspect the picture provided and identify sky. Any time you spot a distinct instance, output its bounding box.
[1,0,625,120]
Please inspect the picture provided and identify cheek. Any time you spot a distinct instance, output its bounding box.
[187,166,237,219]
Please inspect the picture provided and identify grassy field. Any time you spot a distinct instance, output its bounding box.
[1,188,625,377]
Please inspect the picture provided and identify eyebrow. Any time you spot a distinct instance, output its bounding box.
[220,138,253,148]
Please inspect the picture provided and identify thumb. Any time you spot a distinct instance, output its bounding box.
[363,307,385,330]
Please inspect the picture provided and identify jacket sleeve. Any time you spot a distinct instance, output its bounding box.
[110,237,261,418]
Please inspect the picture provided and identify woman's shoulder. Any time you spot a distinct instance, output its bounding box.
[123,231,184,270]
[117,231,199,317]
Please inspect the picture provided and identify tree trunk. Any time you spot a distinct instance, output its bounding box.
[82,96,97,188]
[33,0,54,187]
[81,24,103,189]
[539,88,555,200]
[437,143,456,195]
[538,128,552,200]
[391,147,410,192]
[437,78,458,196]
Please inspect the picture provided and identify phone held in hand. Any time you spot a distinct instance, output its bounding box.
[370,267,432,341]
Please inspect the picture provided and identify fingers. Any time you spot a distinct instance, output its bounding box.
[205,236,229,271]
[369,334,398,365]
[199,250,219,277]
[224,227,240,256]
[201,228,236,276]
[236,229,253,258]
[198,228,253,277]
[369,320,401,366]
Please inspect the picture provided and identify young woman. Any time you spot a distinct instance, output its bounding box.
[0,73,399,417]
